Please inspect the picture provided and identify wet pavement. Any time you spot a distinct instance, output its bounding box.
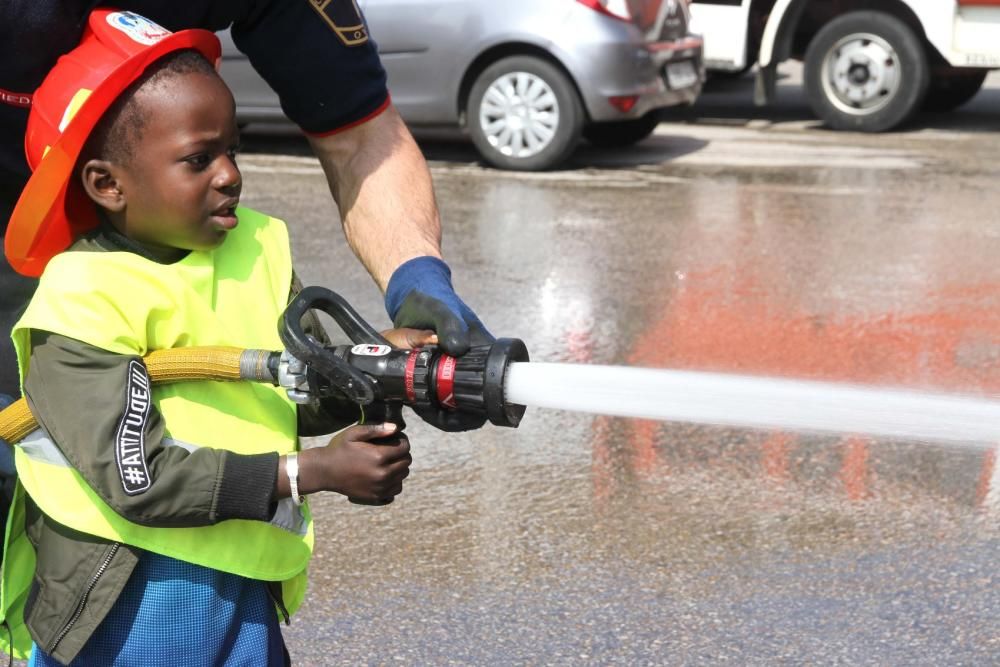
[238,80,1000,665]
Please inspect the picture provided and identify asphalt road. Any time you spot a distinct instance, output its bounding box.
[237,68,999,665]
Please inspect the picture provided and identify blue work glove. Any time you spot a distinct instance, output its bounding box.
[386,257,493,432]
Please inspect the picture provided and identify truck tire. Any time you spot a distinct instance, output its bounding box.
[924,68,988,112]
[583,114,660,148]
[467,56,584,171]
[804,11,929,132]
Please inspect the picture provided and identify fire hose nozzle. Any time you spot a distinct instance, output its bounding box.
[0,295,532,445]
[448,338,529,428]
[331,337,530,428]
[279,286,530,429]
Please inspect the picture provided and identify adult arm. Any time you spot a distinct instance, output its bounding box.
[229,0,493,428]
[307,115,494,430]
[307,105,441,292]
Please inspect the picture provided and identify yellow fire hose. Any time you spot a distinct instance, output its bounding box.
[0,346,275,444]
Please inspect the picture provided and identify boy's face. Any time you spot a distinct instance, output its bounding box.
[109,71,242,254]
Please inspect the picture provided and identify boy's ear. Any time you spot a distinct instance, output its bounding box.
[80,159,125,212]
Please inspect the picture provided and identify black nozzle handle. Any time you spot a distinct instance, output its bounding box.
[285,286,390,345]
[350,401,406,507]
[279,286,389,405]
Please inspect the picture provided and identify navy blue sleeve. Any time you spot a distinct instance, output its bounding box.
[0,0,388,191]
[120,0,389,133]
[230,0,389,134]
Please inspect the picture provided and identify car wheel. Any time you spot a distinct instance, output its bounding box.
[804,11,929,132]
[923,68,988,112]
[583,113,660,148]
[467,56,584,171]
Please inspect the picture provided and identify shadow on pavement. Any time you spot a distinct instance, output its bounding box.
[678,69,1000,133]
[566,133,708,169]
[412,131,709,170]
[239,124,710,172]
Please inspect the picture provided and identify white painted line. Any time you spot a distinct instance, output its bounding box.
[673,152,922,169]
[431,163,692,187]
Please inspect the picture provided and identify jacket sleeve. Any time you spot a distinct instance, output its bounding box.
[23,331,278,528]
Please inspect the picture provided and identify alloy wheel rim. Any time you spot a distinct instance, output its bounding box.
[822,33,901,116]
[479,71,560,158]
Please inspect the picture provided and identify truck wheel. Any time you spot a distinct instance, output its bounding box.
[583,114,660,148]
[467,56,584,171]
[804,11,929,132]
[924,69,988,112]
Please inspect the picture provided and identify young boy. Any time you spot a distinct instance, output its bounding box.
[2,10,426,666]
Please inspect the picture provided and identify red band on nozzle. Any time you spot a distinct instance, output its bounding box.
[404,348,420,403]
[436,355,457,409]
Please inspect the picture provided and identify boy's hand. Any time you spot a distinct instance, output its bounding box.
[379,327,437,350]
[306,423,411,503]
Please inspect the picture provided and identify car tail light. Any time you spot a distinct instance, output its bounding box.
[608,95,638,112]
[576,0,632,22]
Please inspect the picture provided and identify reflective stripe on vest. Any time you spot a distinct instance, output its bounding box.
[10,208,312,591]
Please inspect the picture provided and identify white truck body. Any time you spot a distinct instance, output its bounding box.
[688,0,1000,130]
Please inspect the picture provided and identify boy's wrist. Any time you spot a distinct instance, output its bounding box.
[294,448,327,496]
[277,449,327,500]
[286,453,304,505]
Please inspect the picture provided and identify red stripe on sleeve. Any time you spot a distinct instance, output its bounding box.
[304,94,392,138]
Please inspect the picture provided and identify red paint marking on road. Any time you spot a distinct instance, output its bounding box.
[628,419,660,475]
[587,200,1000,501]
[629,272,1000,393]
[975,446,997,510]
[761,432,792,483]
[591,416,615,507]
[839,437,871,502]
[565,328,596,364]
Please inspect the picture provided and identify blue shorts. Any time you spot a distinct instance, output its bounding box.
[29,551,288,666]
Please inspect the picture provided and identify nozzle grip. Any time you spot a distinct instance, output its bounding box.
[349,401,406,507]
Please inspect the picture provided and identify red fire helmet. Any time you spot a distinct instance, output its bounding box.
[5,8,220,277]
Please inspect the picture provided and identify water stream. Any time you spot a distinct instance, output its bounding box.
[504,362,1000,446]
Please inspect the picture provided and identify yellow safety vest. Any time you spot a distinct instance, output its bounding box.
[0,483,34,660]
[6,208,312,634]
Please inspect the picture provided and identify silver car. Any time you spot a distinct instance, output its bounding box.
[220,0,703,170]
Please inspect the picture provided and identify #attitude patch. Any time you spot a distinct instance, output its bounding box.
[116,359,153,495]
